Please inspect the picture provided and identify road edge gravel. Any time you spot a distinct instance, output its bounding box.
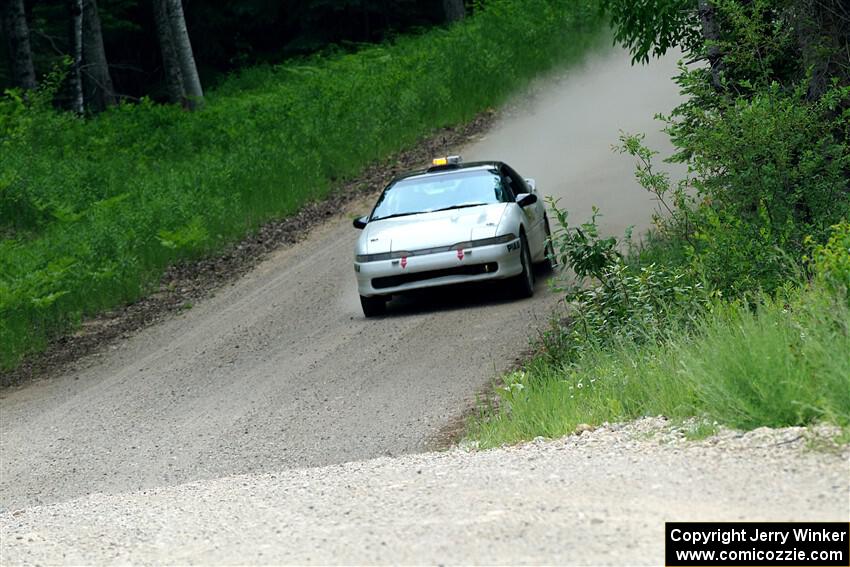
[2,418,847,566]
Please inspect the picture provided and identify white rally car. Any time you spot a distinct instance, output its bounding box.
[352,156,554,317]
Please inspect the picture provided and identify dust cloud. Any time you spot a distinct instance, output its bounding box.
[463,42,686,239]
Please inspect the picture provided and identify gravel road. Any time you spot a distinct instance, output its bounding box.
[2,419,847,565]
[0,45,684,511]
[6,43,843,567]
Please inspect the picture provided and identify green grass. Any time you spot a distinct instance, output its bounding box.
[468,286,850,447]
[0,0,607,371]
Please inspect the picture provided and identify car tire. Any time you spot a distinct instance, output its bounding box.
[541,215,556,272]
[360,295,387,318]
[511,232,535,299]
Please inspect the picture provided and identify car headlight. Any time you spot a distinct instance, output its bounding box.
[355,250,413,262]
[355,234,517,263]
[451,234,516,250]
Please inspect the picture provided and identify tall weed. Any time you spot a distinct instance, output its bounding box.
[471,285,850,447]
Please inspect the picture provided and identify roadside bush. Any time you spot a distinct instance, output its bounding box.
[616,79,850,297]
[545,199,710,358]
[668,80,850,293]
[808,222,850,300]
[566,261,710,346]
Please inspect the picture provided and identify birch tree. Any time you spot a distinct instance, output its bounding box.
[68,0,84,113]
[82,0,116,111]
[152,0,185,105]
[167,0,203,106]
[153,0,202,109]
[1,0,37,90]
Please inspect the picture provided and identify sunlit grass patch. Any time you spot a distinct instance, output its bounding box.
[467,286,850,448]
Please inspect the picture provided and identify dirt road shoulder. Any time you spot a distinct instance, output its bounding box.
[2,419,846,566]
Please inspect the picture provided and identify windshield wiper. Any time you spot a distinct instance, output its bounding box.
[371,203,490,222]
[427,203,490,213]
[369,211,424,222]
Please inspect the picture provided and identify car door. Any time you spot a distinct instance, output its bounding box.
[525,176,549,259]
[502,165,545,254]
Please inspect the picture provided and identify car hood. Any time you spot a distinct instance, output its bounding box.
[360,203,509,254]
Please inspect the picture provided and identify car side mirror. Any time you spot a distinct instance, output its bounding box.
[516,193,538,207]
[353,216,368,229]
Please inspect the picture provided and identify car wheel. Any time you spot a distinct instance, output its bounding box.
[360,295,387,318]
[511,233,535,299]
[541,215,557,272]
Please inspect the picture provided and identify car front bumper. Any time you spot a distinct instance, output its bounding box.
[354,239,523,297]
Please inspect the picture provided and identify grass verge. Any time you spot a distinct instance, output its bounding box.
[467,285,850,448]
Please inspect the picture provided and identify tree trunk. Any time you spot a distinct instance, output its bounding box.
[1,0,37,90]
[152,0,185,105]
[443,0,465,23]
[81,0,115,111]
[698,0,723,90]
[795,0,849,101]
[68,0,84,113]
[166,0,202,108]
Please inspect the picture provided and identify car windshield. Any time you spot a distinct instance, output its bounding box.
[370,169,509,221]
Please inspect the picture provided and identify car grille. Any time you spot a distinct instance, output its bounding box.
[372,263,498,290]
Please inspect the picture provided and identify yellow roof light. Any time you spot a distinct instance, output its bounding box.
[431,155,462,167]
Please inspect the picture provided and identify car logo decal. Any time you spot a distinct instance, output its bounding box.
[457,249,464,261]
[401,256,407,269]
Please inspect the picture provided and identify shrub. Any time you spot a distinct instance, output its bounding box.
[671,80,850,263]
[617,81,850,296]
[546,199,711,359]
[808,221,850,299]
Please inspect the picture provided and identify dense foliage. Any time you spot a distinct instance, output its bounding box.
[0,0,606,371]
[470,0,850,445]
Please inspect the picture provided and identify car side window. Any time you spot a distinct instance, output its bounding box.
[502,165,528,196]
[500,166,528,201]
